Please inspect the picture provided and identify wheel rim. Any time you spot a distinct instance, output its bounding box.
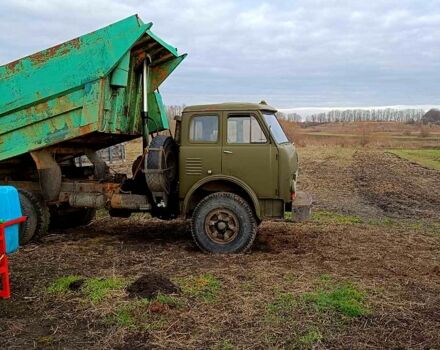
[204,208,239,244]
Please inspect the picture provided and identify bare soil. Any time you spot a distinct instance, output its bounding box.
[1,146,439,349]
[353,151,440,219]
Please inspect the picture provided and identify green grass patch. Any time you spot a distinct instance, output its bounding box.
[267,292,297,317]
[110,298,169,331]
[82,277,126,302]
[47,275,83,294]
[113,305,137,328]
[312,210,362,225]
[178,273,221,303]
[367,217,395,226]
[111,299,149,329]
[48,275,126,302]
[155,293,182,308]
[388,149,440,170]
[265,292,298,324]
[109,292,182,330]
[302,277,368,317]
[407,221,440,235]
[299,329,323,347]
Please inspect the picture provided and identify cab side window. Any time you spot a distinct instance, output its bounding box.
[189,115,219,142]
[227,115,267,144]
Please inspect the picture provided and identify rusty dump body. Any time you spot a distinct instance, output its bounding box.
[0,15,185,164]
[0,15,186,214]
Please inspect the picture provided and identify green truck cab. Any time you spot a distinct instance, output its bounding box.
[175,102,304,252]
[0,16,310,253]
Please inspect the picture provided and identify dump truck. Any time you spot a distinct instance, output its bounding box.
[0,15,310,253]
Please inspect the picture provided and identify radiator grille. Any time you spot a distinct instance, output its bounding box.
[185,158,202,175]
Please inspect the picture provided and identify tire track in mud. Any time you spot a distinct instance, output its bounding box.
[299,148,383,219]
[352,150,440,219]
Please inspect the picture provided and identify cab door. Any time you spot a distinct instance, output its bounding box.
[221,112,278,198]
[179,113,222,197]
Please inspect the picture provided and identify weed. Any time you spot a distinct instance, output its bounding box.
[36,335,54,346]
[47,275,83,294]
[407,221,440,236]
[368,217,395,226]
[266,292,297,321]
[155,293,181,308]
[82,277,126,302]
[299,329,323,347]
[318,274,333,283]
[312,210,362,225]
[213,339,234,350]
[283,273,296,283]
[113,306,136,328]
[302,278,368,317]
[178,273,221,302]
[110,299,154,329]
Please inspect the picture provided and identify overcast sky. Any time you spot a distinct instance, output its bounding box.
[1,0,440,108]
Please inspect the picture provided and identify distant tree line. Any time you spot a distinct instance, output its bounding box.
[277,108,426,123]
[167,105,430,124]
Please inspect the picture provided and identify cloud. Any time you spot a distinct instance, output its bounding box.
[1,0,440,107]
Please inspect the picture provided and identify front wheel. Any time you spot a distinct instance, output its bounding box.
[191,192,257,253]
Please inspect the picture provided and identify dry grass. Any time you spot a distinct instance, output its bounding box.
[281,120,440,148]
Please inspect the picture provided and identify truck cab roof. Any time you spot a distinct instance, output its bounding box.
[183,102,277,114]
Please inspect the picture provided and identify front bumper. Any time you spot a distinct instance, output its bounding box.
[290,191,312,222]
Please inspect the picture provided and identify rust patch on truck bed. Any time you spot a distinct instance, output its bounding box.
[29,38,81,66]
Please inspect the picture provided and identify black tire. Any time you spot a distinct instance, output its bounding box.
[50,206,96,229]
[191,192,257,253]
[18,189,50,244]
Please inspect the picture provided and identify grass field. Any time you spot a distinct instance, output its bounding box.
[1,122,440,349]
[281,120,440,148]
[388,149,440,170]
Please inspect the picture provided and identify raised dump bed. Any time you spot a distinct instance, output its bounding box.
[0,15,186,163]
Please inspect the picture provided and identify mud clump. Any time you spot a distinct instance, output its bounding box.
[68,279,85,291]
[127,273,180,299]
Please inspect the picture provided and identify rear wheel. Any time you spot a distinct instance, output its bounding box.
[191,192,257,253]
[18,189,50,244]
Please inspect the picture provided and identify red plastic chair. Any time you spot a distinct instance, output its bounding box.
[0,216,26,299]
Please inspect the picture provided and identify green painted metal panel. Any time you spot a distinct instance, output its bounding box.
[0,15,151,116]
[145,29,179,57]
[147,92,169,131]
[0,15,186,162]
[110,52,130,87]
[0,109,97,161]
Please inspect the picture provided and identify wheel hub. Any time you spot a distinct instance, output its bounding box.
[216,221,227,231]
[204,209,239,244]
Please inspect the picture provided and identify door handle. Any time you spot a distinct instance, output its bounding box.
[223,150,233,154]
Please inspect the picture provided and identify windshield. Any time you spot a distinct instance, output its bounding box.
[263,113,290,144]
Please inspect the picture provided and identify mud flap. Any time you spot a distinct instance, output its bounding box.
[291,191,312,222]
